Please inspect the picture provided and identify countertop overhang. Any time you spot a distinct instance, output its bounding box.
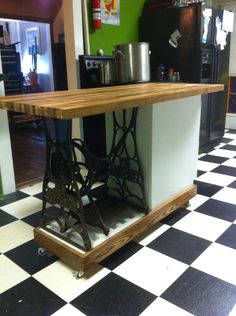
[0,82,224,119]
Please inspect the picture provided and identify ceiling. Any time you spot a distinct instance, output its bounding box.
[0,0,62,23]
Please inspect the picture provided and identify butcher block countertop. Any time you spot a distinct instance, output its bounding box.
[0,82,224,119]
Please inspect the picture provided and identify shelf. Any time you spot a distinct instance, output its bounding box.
[10,114,42,124]
[34,185,196,273]
[228,76,236,113]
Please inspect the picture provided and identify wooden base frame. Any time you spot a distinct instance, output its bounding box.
[34,184,196,273]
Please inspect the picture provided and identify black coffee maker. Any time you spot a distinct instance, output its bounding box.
[79,55,115,88]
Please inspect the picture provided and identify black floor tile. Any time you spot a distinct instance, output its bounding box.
[160,207,190,226]
[228,180,236,189]
[195,198,236,222]
[0,277,65,316]
[194,180,223,197]
[22,206,61,228]
[221,144,236,151]
[0,209,17,227]
[34,192,43,200]
[216,224,236,250]
[5,240,58,275]
[198,154,228,164]
[147,228,211,264]
[71,273,156,316]
[221,137,234,144]
[0,191,29,207]
[161,267,236,316]
[197,170,205,177]
[211,165,236,177]
[21,211,41,227]
[226,129,236,134]
[101,241,143,270]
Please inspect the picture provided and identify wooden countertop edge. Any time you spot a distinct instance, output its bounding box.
[0,83,224,119]
[60,84,224,119]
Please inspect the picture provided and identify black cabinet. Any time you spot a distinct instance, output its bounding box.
[199,90,228,154]
[0,44,22,95]
[139,3,230,154]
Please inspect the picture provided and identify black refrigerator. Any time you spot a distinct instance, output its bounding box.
[139,2,233,152]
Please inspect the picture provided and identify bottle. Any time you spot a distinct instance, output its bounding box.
[168,68,174,81]
[172,72,177,82]
[176,72,180,82]
[157,64,165,81]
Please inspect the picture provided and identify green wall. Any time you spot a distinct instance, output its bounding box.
[88,0,146,55]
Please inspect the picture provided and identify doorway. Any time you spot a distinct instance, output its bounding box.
[0,18,54,188]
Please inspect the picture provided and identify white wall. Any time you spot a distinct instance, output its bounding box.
[18,20,54,92]
[0,18,54,92]
[220,3,236,75]
[221,2,236,128]
[0,51,16,194]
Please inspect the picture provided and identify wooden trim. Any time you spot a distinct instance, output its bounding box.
[0,13,52,24]
[34,184,196,272]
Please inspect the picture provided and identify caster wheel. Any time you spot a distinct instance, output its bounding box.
[73,270,84,279]
[184,202,190,208]
[38,247,46,256]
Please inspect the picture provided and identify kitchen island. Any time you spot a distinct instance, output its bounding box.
[0,82,224,275]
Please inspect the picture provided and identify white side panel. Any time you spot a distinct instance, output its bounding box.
[150,96,201,209]
[107,95,201,210]
[0,51,16,194]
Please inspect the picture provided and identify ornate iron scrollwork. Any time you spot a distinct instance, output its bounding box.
[108,108,148,212]
[40,106,148,251]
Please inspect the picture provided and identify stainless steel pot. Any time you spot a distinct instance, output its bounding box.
[113,42,151,83]
[98,60,116,85]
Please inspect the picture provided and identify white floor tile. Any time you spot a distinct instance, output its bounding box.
[197,161,219,172]
[0,221,33,253]
[33,260,110,302]
[114,247,188,296]
[208,149,236,158]
[51,304,85,316]
[212,187,236,205]
[187,194,209,211]
[135,223,170,246]
[140,297,193,316]
[214,143,225,149]
[223,133,236,140]
[0,255,30,294]
[19,182,43,196]
[198,153,206,159]
[222,158,236,168]
[228,139,236,145]
[197,172,235,187]
[173,211,231,242]
[192,243,236,286]
[1,196,42,219]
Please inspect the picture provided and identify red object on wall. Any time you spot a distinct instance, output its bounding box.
[92,0,102,29]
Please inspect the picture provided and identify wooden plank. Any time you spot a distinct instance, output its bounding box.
[34,184,196,272]
[0,83,224,119]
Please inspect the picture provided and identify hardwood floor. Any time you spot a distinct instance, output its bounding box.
[9,121,46,188]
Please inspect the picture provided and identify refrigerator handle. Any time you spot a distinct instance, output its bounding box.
[213,45,220,83]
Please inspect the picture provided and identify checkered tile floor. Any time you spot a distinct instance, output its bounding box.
[1,130,236,316]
